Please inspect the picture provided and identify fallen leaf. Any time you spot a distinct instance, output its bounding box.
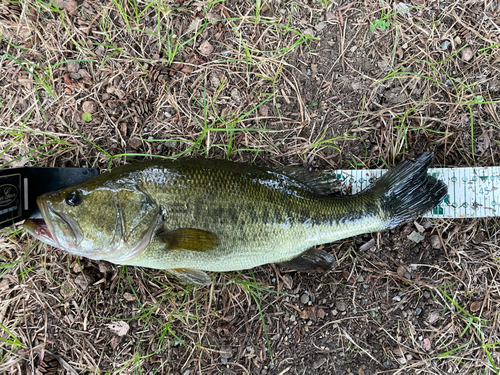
[106,321,130,336]
[408,231,425,243]
[342,269,356,284]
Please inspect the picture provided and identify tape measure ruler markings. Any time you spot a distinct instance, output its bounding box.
[332,167,500,219]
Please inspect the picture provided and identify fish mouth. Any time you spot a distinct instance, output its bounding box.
[24,197,81,249]
[23,217,59,248]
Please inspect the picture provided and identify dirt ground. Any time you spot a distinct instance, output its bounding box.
[1,0,500,374]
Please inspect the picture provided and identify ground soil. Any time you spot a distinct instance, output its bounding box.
[0,0,499,374]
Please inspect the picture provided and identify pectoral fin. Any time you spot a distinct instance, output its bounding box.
[168,268,212,286]
[280,248,335,272]
[159,228,219,252]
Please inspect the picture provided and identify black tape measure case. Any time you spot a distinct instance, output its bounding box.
[0,167,99,229]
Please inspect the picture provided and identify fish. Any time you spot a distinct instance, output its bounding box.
[24,152,447,285]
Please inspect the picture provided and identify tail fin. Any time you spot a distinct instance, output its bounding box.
[368,153,447,228]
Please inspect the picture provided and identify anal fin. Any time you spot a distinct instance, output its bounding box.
[168,268,212,286]
[280,248,335,272]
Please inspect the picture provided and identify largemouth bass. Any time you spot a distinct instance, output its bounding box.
[24,153,447,285]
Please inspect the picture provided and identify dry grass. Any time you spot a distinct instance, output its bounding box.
[1,0,499,373]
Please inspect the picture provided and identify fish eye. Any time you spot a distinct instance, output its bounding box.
[65,191,82,206]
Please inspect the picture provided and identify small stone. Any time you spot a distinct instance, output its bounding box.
[404,271,411,280]
[300,293,310,304]
[470,300,482,312]
[331,309,338,316]
[95,45,105,56]
[383,361,391,369]
[128,137,142,149]
[82,101,96,114]
[363,284,369,289]
[230,88,243,103]
[67,61,80,73]
[461,47,474,62]
[392,295,401,302]
[220,346,232,359]
[424,291,431,299]
[199,40,214,56]
[398,357,407,365]
[303,28,316,37]
[290,315,296,322]
[69,72,81,80]
[429,235,442,249]
[357,275,364,283]
[440,40,450,50]
[415,307,422,316]
[427,311,440,324]
[369,310,376,318]
[335,301,346,311]
[406,354,413,361]
[210,75,220,88]
[397,265,407,277]
[221,357,227,364]
[315,22,327,32]
[258,105,269,117]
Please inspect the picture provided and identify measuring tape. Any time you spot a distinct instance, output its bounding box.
[333,167,500,218]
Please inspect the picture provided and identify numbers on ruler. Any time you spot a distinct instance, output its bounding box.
[478,187,491,195]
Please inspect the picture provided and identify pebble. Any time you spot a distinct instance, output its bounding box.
[357,275,364,283]
[461,47,474,62]
[440,40,451,50]
[392,295,401,302]
[415,307,423,316]
[290,315,296,322]
[369,310,376,318]
[398,357,407,365]
[429,235,442,249]
[363,284,369,289]
[300,293,310,304]
[221,357,227,364]
[82,101,96,114]
[383,361,391,369]
[404,271,411,280]
[69,72,81,80]
[303,28,316,37]
[67,61,80,73]
[335,301,346,311]
[424,291,431,299]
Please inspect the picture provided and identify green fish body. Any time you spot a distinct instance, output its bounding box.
[24,153,447,285]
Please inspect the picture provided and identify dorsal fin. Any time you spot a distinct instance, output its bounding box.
[269,165,340,195]
[159,228,219,252]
